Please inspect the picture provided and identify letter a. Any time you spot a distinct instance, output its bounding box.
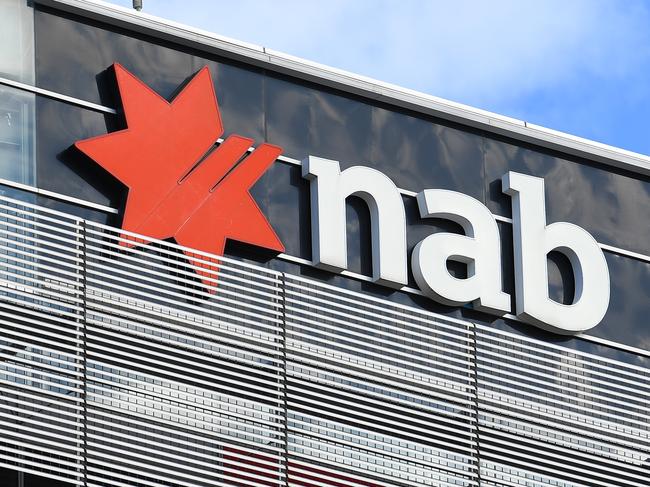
[411,190,510,314]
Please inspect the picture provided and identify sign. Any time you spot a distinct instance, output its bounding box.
[75,64,284,284]
[303,156,610,334]
[76,65,611,334]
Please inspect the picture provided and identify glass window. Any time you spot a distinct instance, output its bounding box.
[0,85,34,184]
[0,0,34,185]
[0,0,34,84]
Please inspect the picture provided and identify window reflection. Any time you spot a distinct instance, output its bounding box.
[0,0,34,84]
[0,82,34,184]
[0,0,34,185]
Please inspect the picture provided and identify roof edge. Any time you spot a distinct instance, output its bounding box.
[36,0,650,177]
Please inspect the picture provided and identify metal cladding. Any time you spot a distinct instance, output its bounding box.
[0,1,649,486]
[0,194,648,486]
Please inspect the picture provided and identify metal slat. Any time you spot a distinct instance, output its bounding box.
[1,193,649,487]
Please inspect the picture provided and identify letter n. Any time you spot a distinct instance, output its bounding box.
[302,156,408,288]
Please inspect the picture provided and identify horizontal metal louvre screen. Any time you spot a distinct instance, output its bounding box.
[284,275,477,487]
[0,197,85,485]
[476,325,650,487]
[0,193,648,487]
[82,222,285,487]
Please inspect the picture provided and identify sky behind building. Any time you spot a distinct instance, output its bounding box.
[106,0,650,156]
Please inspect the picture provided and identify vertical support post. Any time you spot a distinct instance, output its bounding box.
[470,324,481,486]
[279,272,289,487]
[78,220,88,487]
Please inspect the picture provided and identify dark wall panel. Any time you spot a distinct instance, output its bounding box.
[35,95,122,210]
[484,137,650,255]
[369,105,485,197]
[35,7,265,142]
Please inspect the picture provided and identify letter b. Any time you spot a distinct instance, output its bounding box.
[502,172,610,333]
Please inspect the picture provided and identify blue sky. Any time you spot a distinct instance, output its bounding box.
[106,0,650,156]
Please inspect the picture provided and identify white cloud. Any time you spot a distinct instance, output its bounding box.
[109,0,650,109]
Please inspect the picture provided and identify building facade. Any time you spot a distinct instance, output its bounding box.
[0,1,649,486]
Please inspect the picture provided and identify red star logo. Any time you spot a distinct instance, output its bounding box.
[75,63,284,287]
